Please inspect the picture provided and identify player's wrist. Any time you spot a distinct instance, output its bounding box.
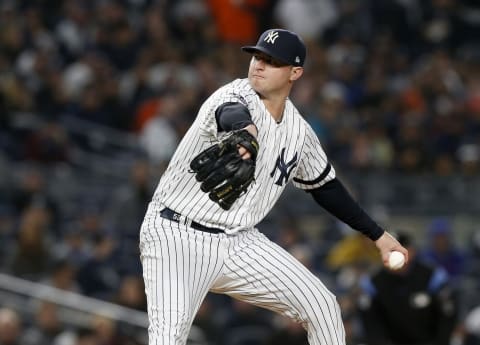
[243,124,258,138]
[372,228,386,242]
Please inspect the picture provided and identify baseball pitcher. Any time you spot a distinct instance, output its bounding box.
[139,28,409,345]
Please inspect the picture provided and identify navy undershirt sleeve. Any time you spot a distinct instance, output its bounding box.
[308,178,385,240]
[215,102,254,132]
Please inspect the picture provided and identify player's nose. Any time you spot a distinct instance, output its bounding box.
[253,58,265,69]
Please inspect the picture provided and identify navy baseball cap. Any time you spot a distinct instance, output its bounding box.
[242,29,306,67]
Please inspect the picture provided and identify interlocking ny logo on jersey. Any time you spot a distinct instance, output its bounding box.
[270,148,298,186]
[264,31,279,44]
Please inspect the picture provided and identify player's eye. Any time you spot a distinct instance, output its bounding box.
[253,54,287,68]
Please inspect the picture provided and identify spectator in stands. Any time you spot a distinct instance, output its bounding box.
[6,206,53,280]
[454,229,480,338]
[55,225,90,269]
[358,231,458,345]
[0,74,35,129]
[22,122,70,163]
[137,93,181,166]
[105,159,153,275]
[270,217,307,251]
[113,276,146,312]
[0,308,22,345]
[265,315,308,345]
[22,301,73,345]
[191,296,222,345]
[457,143,480,176]
[420,217,466,280]
[76,233,120,300]
[41,258,81,293]
[95,17,142,72]
[74,328,101,345]
[90,315,123,345]
[0,204,15,271]
[11,167,60,234]
[463,305,480,345]
[274,0,337,41]
[325,232,380,272]
[206,0,272,44]
[221,299,274,345]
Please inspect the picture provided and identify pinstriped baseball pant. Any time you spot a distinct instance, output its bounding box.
[140,217,346,345]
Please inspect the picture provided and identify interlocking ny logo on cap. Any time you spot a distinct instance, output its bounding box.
[264,31,279,44]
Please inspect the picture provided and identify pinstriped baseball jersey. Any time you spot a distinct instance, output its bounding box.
[141,28,351,345]
[152,78,335,234]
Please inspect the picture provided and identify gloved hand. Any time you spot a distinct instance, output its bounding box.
[190,129,259,210]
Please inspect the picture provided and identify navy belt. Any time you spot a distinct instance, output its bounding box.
[160,208,224,234]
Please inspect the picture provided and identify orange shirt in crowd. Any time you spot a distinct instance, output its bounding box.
[207,0,267,44]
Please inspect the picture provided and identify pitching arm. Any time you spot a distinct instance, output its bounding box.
[308,178,384,240]
[308,179,409,265]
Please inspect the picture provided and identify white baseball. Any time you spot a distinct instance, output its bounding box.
[388,251,405,270]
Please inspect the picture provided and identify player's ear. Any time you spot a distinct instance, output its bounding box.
[290,67,303,81]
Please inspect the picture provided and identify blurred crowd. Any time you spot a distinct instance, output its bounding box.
[1,0,480,344]
[1,0,480,173]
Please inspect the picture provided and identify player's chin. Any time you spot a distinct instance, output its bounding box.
[249,77,265,93]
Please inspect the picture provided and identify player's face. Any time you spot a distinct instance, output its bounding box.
[248,52,303,97]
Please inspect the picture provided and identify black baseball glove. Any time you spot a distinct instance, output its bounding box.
[190,129,259,210]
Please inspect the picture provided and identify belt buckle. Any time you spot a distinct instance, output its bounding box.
[172,212,181,222]
[161,207,223,234]
[162,208,190,226]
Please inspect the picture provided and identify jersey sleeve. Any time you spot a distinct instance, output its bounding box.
[196,80,249,138]
[293,125,336,190]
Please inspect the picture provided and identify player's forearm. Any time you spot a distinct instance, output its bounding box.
[308,178,384,240]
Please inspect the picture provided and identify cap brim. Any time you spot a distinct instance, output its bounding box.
[241,45,291,66]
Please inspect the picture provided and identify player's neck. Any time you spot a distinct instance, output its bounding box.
[262,98,285,123]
